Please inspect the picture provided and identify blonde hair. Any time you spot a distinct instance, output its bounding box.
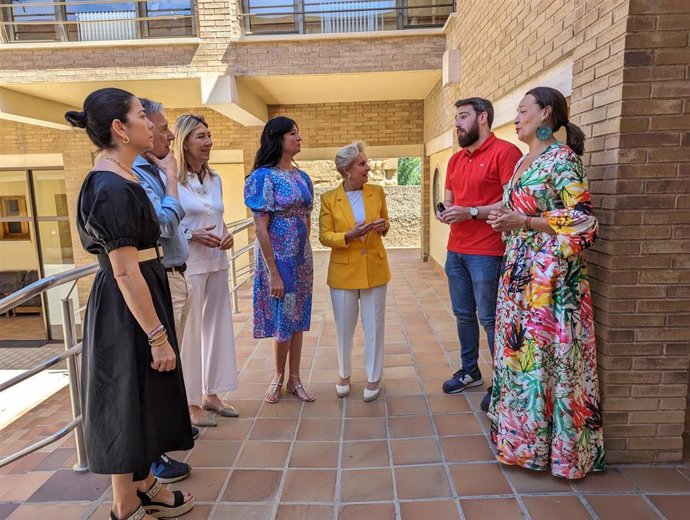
[172,113,216,184]
[335,140,366,176]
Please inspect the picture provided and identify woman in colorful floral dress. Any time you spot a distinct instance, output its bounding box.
[487,87,604,479]
[245,116,315,404]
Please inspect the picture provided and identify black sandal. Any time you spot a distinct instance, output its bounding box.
[110,505,146,520]
[136,479,194,518]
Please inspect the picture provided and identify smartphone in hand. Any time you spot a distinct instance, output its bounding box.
[436,202,446,213]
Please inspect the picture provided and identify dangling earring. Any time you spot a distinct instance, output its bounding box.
[122,135,130,144]
[536,120,553,140]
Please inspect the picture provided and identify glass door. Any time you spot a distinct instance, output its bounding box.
[0,170,45,342]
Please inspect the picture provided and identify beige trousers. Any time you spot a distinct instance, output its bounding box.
[166,270,192,346]
[330,284,387,383]
[180,269,238,406]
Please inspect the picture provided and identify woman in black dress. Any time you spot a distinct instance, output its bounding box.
[66,88,194,520]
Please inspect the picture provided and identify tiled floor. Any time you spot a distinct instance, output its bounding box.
[1,250,689,520]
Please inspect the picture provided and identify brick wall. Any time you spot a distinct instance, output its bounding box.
[424,0,576,142]
[573,0,690,463]
[267,101,425,149]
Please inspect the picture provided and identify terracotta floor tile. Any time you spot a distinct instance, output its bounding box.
[386,396,429,416]
[275,504,335,520]
[200,418,253,441]
[621,467,690,493]
[501,465,573,493]
[186,440,242,468]
[236,441,291,468]
[343,417,387,440]
[427,394,471,414]
[414,353,450,365]
[340,468,394,502]
[297,418,342,441]
[222,469,282,501]
[345,398,387,417]
[26,469,110,502]
[211,504,273,520]
[523,496,593,520]
[648,495,690,520]
[0,452,48,475]
[281,469,336,502]
[289,441,339,468]
[382,379,423,397]
[382,366,418,380]
[450,463,512,496]
[570,468,637,493]
[341,440,390,468]
[395,465,452,499]
[169,468,228,501]
[258,400,303,418]
[300,399,343,418]
[391,438,441,465]
[440,435,495,462]
[400,500,460,520]
[433,413,483,436]
[388,415,434,439]
[339,503,396,520]
[585,495,663,520]
[250,418,299,441]
[6,503,89,520]
[460,498,525,520]
[0,503,19,520]
[0,472,53,501]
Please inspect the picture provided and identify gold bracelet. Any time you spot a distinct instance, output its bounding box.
[148,329,167,342]
[149,334,168,347]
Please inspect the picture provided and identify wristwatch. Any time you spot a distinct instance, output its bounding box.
[470,207,479,219]
[184,228,193,241]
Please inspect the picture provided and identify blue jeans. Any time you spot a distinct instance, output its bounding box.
[445,252,502,376]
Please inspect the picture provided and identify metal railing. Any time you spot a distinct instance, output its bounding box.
[0,0,197,44]
[0,216,255,472]
[240,0,454,35]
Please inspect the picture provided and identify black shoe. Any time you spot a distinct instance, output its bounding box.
[442,368,483,394]
[150,454,191,484]
[480,387,492,412]
[191,426,200,440]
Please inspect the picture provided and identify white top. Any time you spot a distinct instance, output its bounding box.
[346,189,366,224]
[178,172,229,276]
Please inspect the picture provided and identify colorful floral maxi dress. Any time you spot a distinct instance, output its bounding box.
[244,167,314,342]
[487,143,605,479]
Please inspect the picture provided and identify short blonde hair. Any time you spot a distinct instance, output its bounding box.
[334,140,366,175]
[172,113,216,184]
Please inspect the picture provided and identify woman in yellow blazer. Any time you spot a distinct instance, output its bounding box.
[319,141,391,402]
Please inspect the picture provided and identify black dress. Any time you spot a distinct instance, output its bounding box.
[77,171,193,480]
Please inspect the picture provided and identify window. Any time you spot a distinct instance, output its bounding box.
[0,196,30,240]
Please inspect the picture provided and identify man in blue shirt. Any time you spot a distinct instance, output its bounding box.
[134,98,196,484]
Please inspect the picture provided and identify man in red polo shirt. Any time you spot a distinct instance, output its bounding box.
[437,97,522,411]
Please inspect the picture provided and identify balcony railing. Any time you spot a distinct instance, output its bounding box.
[240,0,454,35]
[0,0,196,44]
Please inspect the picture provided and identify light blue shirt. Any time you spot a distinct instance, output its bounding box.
[132,155,189,268]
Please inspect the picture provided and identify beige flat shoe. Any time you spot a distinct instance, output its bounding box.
[202,398,239,417]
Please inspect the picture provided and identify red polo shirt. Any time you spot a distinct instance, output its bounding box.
[444,133,522,256]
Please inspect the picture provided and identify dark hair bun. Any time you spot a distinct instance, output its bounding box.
[65,111,88,129]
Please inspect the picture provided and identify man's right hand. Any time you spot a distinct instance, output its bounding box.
[144,150,177,180]
[192,225,221,248]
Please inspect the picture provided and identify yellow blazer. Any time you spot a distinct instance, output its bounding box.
[319,183,391,290]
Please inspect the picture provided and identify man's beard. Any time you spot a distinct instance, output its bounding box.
[457,122,480,148]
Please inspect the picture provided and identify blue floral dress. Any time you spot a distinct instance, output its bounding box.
[244,166,314,342]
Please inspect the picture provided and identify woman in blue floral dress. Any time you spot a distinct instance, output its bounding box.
[245,116,315,403]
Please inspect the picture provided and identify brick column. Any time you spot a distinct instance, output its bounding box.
[573,0,690,463]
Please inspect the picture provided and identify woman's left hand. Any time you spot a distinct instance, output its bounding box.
[371,218,388,234]
[219,232,234,250]
[487,207,526,232]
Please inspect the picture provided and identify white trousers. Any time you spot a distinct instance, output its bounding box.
[180,269,238,405]
[330,284,387,383]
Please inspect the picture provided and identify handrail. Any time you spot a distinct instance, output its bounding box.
[225,216,255,312]
[0,263,98,316]
[0,343,82,394]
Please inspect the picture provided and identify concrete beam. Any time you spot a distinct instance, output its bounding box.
[200,75,267,127]
[0,88,74,130]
